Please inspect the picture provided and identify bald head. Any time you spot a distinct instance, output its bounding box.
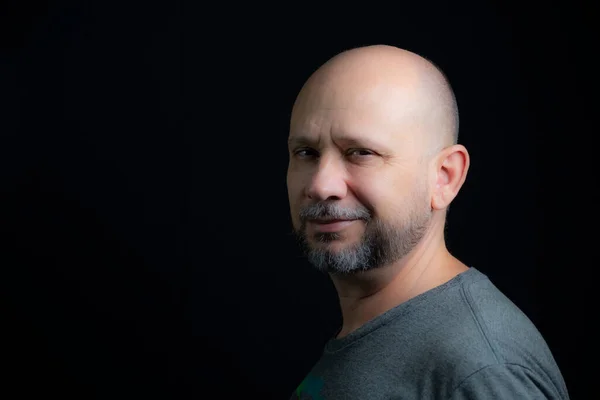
[292,45,459,154]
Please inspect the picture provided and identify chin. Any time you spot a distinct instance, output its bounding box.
[309,234,361,250]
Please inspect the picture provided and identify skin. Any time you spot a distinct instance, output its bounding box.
[286,44,470,338]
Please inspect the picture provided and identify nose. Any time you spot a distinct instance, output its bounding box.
[305,156,348,201]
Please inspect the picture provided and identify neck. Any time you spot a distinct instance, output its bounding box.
[330,217,468,339]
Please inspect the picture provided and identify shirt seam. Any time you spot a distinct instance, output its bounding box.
[458,276,502,363]
[446,363,563,400]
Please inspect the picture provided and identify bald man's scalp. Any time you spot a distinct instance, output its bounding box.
[416,54,460,148]
[294,45,459,153]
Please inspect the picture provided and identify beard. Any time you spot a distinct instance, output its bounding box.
[294,197,432,276]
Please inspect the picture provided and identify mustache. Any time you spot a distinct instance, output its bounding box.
[299,202,371,222]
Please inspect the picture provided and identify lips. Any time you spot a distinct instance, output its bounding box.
[308,219,357,233]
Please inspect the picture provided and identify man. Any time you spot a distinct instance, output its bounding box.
[286,45,569,399]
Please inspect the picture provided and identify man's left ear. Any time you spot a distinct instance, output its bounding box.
[431,144,470,210]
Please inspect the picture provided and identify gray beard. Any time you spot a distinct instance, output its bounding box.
[295,205,431,276]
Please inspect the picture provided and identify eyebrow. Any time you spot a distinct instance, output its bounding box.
[287,134,384,150]
[287,136,315,148]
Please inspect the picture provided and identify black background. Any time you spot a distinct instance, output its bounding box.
[1,1,595,398]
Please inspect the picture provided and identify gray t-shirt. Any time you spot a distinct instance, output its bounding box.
[290,267,569,399]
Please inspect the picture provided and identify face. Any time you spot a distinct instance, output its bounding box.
[286,76,434,275]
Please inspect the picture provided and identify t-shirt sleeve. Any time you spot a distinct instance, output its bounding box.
[449,363,568,400]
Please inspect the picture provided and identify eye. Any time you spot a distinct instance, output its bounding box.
[293,148,319,158]
[347,149,375,157]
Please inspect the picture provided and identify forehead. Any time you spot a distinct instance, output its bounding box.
[289,81,423,149]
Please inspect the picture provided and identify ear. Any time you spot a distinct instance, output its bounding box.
[431,144,470,210]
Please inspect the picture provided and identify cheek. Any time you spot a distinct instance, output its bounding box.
[351,174,419,218]
[351,173,398,206]
[287,168,301,196]
[287,202,301,230]
[287,165,316,206]
[287,181,304,209]
[286,183,302,229]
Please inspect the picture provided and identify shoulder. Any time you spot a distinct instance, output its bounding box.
[440,269,569,399]
[412,268,545,365]
[455,269,556,365]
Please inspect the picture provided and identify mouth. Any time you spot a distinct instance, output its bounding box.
[308,219,357,233]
